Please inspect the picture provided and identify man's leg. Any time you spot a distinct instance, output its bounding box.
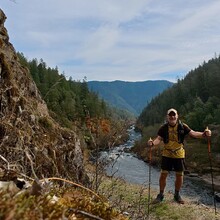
[159,171,168,194]
[174,171,185,204]
[153,171,168,203]
[153,156,170,203]
[175,171,183,191]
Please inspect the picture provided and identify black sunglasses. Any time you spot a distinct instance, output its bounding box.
[168,112,176,116]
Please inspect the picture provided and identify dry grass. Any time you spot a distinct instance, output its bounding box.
[0,179,129,220]
[0,167,219,220]
[99,176,220,220]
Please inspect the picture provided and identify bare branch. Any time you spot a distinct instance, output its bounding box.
[69,208,104,220]
[0,154,9,169]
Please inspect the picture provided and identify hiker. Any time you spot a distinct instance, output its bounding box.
[147,108,211,204]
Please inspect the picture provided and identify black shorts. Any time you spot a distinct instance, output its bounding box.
[161,156,184,172]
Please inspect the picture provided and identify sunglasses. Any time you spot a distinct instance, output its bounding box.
[168,112,176,116]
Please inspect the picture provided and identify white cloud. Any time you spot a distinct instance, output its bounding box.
[1,0,220,82]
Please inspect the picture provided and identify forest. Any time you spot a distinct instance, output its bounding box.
[16,52,133,150]
[17,52,220,152]
[136,56,220,131]
[17,52,109,127]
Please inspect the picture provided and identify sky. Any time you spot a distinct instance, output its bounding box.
[1,0,220,82]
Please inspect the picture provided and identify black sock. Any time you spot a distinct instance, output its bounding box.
[159,191,164,195]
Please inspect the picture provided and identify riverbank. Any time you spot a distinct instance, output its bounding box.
[86,149,220,218]
[94,125,220,218]
[131,136,220,190]
[199,173,220,192]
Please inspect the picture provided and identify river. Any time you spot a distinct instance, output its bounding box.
[101,125,220,208]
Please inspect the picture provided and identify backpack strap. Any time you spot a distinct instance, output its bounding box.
[163,120,185,144]
[163,122,169,144]
[177,120,185,144]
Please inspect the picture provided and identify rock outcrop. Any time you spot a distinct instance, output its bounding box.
[0,9,87,184]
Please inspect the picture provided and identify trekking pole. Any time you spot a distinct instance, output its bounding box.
[205,127,217,215]
[147,137,152,218]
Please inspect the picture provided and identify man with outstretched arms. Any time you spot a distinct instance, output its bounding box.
[148,108,211,204]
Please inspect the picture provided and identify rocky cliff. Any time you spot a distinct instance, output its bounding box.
[0,9,87,184]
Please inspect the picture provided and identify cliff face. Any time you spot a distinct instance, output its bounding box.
[0,9,87,183]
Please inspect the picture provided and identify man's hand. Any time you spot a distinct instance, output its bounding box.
[203,127,211,137]
[147,137,154,147]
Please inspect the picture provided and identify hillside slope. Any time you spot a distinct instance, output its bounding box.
[88,80,173,115]
[137,58,220,130]
[0,9,87,184]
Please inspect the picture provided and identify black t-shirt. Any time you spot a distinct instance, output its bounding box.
[158,122,191,141]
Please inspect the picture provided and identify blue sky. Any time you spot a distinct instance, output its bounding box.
[1,0,220,82]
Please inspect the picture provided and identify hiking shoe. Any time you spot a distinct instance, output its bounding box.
[152,193,164,204]
[174,194,184,204]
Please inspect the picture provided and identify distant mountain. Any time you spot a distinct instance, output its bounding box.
[87,80,173,116]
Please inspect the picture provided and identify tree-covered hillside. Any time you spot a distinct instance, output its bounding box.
[88,80,173,115]
[136,57,220,131]
[17,53,109,128]
[16,53,134,150]
[17,53,133,128]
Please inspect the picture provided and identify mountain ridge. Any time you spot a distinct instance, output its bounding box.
[88,80,174,115]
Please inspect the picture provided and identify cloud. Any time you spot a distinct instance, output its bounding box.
[1,0,220,82]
